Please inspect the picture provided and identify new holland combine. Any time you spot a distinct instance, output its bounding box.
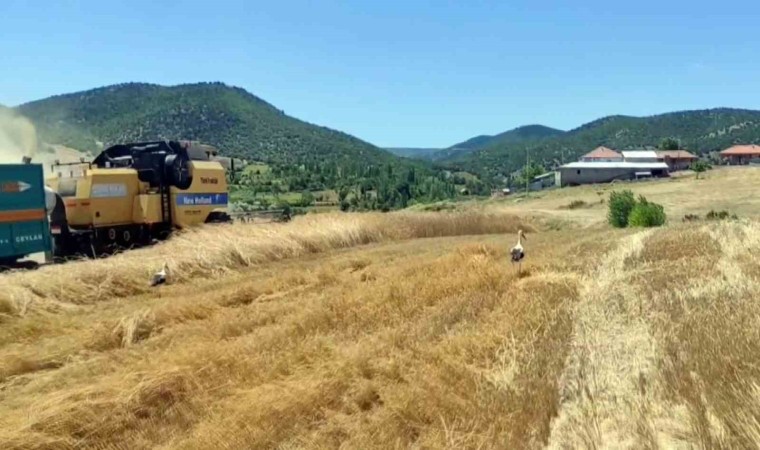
[1,140,230,266]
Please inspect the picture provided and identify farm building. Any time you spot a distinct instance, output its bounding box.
[581,146,623,162]
[656,150,698,171]
[622,150,660,163]
[720,145,760,165]
[529,171,558,191]
[558,161,669,187]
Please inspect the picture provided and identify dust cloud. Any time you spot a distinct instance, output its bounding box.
[0,108,40,164]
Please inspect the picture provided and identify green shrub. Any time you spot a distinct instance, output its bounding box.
[418,202,457,212]
[706,210,728,220]
[607,190,636,228]
[628,196,666,227]
[690,160,712,179]
[608,191,666,228]
[564,199,588,209]
[706,210,737,221]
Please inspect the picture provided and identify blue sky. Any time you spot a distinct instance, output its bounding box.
[1,0,759,148]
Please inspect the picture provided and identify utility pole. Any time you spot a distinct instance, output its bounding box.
[525,148,530,196]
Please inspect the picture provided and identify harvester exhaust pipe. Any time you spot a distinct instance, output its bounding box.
[22,156,32,164]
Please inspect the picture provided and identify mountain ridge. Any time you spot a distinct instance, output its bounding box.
[441,107,760,179]
[385,124,564,161]
[15,82,404,169]
[385,147,440,158]
[11,83,760,186]
[433,124,564,161]
[12,82,463,210]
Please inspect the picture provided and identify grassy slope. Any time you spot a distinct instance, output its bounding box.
[495,166,760,225]
[2,169,760,448]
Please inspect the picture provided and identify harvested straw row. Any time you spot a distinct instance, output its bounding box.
[0,211,529,315]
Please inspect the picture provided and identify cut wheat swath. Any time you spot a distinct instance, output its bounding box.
[0,210,530,316]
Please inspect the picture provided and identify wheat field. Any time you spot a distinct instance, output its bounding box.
[2,173,760,449]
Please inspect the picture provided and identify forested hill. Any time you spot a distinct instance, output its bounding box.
[386,125,564,161]
[443,108,760,180]
[385,147,440,158]
[437,124,564,160]
[16,82,401,168]
[16,82,462,210]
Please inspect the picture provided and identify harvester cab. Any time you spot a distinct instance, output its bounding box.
[47,140,230,258]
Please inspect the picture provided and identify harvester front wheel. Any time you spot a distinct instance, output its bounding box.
[206,211,232,224]
[0,258,19,269]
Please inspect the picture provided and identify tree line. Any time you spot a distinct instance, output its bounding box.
[231,161,459,211]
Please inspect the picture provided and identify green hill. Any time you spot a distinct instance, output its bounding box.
[385,147,440,158]
[432,124,564,161]
[14,82,457,210]
[16,82,404,167]
[443,109,760,180]
[448,124,564,151]
[386,125,564,162]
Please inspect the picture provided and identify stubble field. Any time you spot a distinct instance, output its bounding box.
[2,167,760,449]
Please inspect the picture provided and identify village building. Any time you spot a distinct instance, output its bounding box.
[530,172,558,190]
[655,150,698,171]
[580,146,623,162]
[720,145,760,165]
[557,161,669,187]
[621,150,660,163]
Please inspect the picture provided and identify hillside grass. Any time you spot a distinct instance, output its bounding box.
[2,182,760,448]
[498,166,760,225]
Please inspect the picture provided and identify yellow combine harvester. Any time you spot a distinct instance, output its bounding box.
[45,140,230,258]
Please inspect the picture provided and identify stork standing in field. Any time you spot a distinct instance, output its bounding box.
[511,230,527,274]
[150,263,168,287]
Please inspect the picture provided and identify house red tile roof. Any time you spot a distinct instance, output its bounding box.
[582,146,622,159]
[656,150,698,160]
[720,145,760,156]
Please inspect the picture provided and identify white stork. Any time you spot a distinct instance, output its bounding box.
[150,263,169,287]
[510,229,527,274]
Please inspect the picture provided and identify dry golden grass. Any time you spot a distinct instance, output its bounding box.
[547,221,760,449]
[2,181,760,449]
[497,166,760,225]
[0,210,529,316]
